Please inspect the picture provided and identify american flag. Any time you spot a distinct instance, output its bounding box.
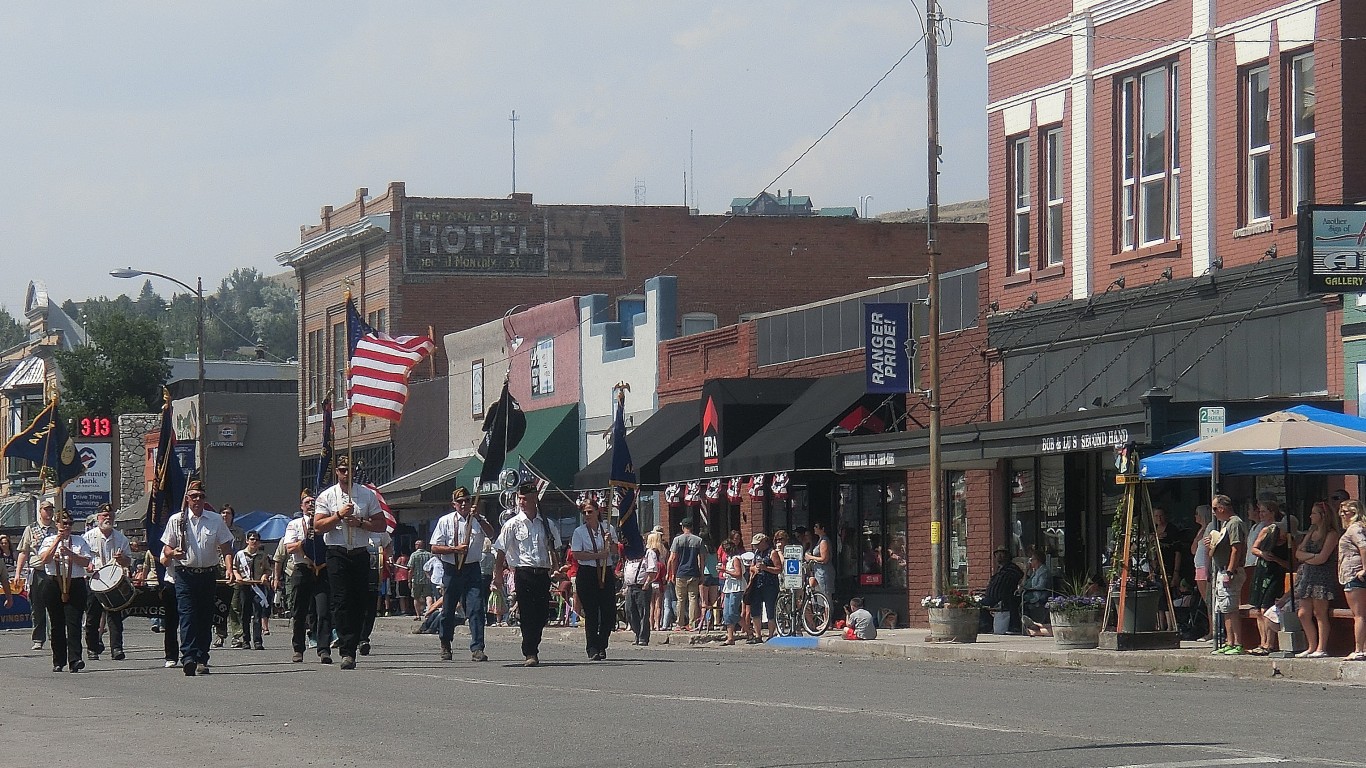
[726,477,742,503]
[346,298,434,422]
[362,482,397,533]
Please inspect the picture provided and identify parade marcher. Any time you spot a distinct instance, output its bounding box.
[313,457,385,670]
[82,504,132,661]
[16,499,58,651]
[36,511,92,672]
[161,480,235,676]
[570,498,617,660]
[621,532,658,646]
[219,504,246,648]
[407,540,434,617]
[493,480,563,667]
[137,543,180,667]
[283,491,331,663]
[359,526,391,656]
[431,486,494,662]
[232,531,271,650]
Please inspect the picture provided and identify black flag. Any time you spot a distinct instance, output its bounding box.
[2,398,85,487]
[477,380,526,490]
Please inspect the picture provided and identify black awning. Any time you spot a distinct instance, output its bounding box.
[723,373,892,475]
[659,434,704,484]
[574,400,700,489]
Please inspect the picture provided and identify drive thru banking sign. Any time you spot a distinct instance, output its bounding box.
[865,303,913,394]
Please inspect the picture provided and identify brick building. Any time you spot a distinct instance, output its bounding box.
[841,0,1362,618]
[276,182,985,486]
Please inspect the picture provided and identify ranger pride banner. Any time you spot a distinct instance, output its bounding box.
[864,302,913,394]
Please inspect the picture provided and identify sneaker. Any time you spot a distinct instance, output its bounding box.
[319,654,333,664]
[183,661,197,676]
[213,637,225,648]
[230,641,245,649]
[292,651,304,663]
[1220,645,1245,655]
[440,646,453,662]
[53,665,63,673]
[340,656,356,670]
[523,655,539,667]
[595,650,606,661]
[196,663,210,675]
[586,647,598,660]
[112,651,126,661]
[88,652,100,661]
[164,660,178,668]
[32,641,43,651]
[472,650,488,662]
[359,641,371,656]
[1210,645,1226,655]
[69,660,85,673]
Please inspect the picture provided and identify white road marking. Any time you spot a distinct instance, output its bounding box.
[1107,759,1286,768]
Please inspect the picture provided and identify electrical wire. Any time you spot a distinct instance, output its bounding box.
[945,14,1366,45]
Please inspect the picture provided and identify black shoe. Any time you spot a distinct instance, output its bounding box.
[112,651,126,661]
[69,659,85,673]
[196,663,210,675]
[87,652,100,661]
[359,641,371,656]
[340,656,356,670]
[319,653,333,664]
[253,644,264,651]
[595,650,607,661]
[183,661,197,676]
[440,645,453,661]
[53,665,63,673]
[586,647,598,660]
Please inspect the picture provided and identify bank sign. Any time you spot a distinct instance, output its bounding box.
[63,442,112,518]
[1299,204,1366,294]
[864,302,913,394]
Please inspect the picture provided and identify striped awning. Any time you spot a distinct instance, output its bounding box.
[0,357,44,390]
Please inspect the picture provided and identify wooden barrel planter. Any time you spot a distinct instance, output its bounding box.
[1050,609,1103,649]
[927,606,979,643]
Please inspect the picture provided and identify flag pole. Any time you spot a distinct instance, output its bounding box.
[343,285,357,549]
[459,369,509,570]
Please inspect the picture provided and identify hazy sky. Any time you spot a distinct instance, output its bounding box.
[0,2,988,316]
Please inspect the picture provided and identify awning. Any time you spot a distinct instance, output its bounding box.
[378,455,471,507]
[455,404,579,494]
[1,356,44,390]
[115,493,150,525]
[723,373,895,475]
[0,495,35,528]
[659,435,704,484]
[657,378,815,483]
[1141,404,1366,478]
[573,400,700,489]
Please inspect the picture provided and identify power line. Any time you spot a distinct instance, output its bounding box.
[946,14,1366,45]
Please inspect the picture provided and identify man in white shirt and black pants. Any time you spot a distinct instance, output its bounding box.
[431,486,494,662]
[83,503,132,661]
[313,457,385,670]
[494,480,562,667]
[160,480,234,677]
[282,491,331,663]
[571,497,618,660]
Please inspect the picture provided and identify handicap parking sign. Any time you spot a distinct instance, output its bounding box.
[786,560,800,575]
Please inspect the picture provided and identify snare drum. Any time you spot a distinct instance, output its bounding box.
[90,563,135,612]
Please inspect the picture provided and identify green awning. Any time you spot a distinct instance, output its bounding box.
[454,404,579,494]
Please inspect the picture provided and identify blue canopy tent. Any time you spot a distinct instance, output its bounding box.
[1140,405,1366,479]
[248,514,292,541]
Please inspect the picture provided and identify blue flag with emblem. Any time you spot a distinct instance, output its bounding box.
[2,397,85,487]
[145,387,186,580]
[314,392,334,493]
[609,387,645,560]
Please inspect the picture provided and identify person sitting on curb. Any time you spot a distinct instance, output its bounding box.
[844,597,877,640]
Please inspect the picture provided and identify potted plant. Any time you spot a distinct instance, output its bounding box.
[1046,594,1105,649]
[922,591,982,643]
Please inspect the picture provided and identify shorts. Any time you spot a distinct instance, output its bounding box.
[702,575,721,588]
[722,592,744,627]
[396,581,411,598]
[1344,577,1366,592]
[1213,569,1245,614]
[1195,566,1209,582]
[412,581,434,602]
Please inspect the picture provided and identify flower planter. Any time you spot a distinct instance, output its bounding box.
[1050,608,1103,649]
[927,606,979,643]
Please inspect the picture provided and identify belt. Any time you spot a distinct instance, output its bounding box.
[181,566,219,574]
[516,566,550,574]
[326,545,369,554]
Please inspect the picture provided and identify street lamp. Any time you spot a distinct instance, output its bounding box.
[111,267,206,483]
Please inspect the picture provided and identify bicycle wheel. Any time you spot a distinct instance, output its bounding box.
[774,592,796,637]
[802,590,831,636]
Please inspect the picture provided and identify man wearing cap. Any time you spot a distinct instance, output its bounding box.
[82,503,132,661]
[668,518,706,631]
[37,510,93,672]
[15,499,58,651]
[493,481,563,666]
[162,480,235,676]
[232,530,271,650]
[282,491,331,663]
[431,486,495,661]
[314,457,386,670]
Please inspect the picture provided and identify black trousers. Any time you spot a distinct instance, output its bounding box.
[575,569,617,655]
[289,567,331,656]
[160,583,179,662]
[84,589,124,655]
[326,547,369,658]
[513,567,552,658]
[625,584,652,644]
[44,578,87,668]
[361,567,379,643]
[29,572,51,643]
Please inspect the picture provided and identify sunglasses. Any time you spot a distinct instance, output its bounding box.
[187,493,205,500]
[336,467,350,473]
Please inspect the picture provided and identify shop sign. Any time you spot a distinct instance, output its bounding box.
[700,396,722,475]
[207,413,249,448]
[864,303,914,393]
[64,443,111,517]
[842,451,896,469]
[1298,204,1366,294]
[859,573,883,586]
[1039,428,1130,454]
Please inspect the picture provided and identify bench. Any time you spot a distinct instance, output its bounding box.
[1235,604,1357,655]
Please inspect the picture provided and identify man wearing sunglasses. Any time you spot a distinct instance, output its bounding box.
[36,511,93,672]
[314,457,386,670]
[161,479,235,676]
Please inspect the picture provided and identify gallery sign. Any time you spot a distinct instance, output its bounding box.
[1299,204,1366,294]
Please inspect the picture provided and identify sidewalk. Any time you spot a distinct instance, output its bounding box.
[372,617,1366,685]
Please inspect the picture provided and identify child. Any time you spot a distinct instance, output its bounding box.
[844,597,878,640]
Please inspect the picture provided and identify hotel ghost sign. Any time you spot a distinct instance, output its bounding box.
[404,201,625,278]
[1040,428,1130,454]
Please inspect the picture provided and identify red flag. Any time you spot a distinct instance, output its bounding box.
[363,482,396,533]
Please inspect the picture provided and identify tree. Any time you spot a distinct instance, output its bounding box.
[54,313,169,417]
[0,305,24,351]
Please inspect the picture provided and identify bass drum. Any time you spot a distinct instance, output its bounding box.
[90,563,136,612]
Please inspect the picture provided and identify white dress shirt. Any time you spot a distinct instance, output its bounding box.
[570,522,618,568]
[281,516,320,567]
[83,527,132,571]
[161,510,233,569]
[39,534,93,578]
[431,510,487,565]
[314,482,381,549]
[494,511,562,569]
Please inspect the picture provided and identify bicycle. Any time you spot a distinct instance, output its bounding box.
[774,565,832,637]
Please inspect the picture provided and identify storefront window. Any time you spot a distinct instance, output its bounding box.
[1008,459,1037,558]
[948,471,968,588]
[885,482,908,588]
[837,483,859,580]
[860,483,884,585]
[765,486,810,537]
[1039,454,1065,562]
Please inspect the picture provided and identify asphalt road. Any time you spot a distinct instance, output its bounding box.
[1,618,1358,768]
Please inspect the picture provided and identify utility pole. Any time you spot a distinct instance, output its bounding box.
[926,2,945,597]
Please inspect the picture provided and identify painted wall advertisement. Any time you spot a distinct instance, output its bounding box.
[63,442,112,518]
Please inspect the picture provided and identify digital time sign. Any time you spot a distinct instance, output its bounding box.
[78,416,113,438]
